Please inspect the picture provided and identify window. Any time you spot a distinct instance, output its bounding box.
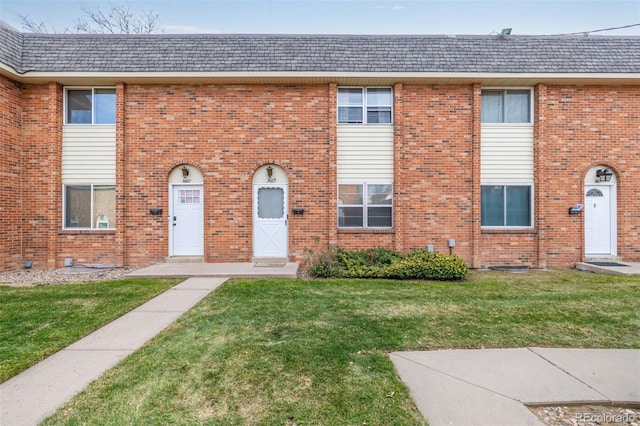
[338,183,392,227]
[66,88,116,124]
[481,89,531,123]
[481,185,532,227]
[338,87,392,124]
[178,189,201,205]
[64,185,116,229]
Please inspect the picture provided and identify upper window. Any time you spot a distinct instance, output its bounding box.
[338,87,392,124]
[338,183,393,228]
[481,185,532,227]
[66,88,116,124]
[481,89,531,124]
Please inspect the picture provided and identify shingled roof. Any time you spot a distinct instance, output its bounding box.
[1,21,639,75]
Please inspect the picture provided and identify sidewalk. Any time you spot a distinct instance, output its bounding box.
[0,277,227,426]
[126,262,299,278]
[390,347,640,426]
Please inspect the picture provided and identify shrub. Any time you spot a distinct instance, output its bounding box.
[304,246,468,281]
[382,250,468,281]
[335,248,401,278]
[303,244,341,278]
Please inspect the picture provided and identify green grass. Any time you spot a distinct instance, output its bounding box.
[0,278,181,383]
[42,269,640,425]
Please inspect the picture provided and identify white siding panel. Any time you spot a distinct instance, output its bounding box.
[62,125,116,184]
[337,125,393,183]
[481,125,533,184]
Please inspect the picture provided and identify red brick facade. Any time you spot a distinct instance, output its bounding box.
[0,76,22,271]
[0,74,638,271]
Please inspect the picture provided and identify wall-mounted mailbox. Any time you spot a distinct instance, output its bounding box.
[568,204,584,215]
[150,208,163,215]
[292,208,305,215]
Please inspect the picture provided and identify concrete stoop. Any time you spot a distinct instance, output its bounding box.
[251,257,290,267]
[127,261,299,278]
[164,256,204,263]
[583,256,622,263]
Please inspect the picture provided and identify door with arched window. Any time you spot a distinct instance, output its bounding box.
[584,166,617,257]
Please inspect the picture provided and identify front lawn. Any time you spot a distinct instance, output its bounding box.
[0,278,181,383]
[44,270,640,425]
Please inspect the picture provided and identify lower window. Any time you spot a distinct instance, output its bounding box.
[338,183,392,228]
[481,185,532,227]
[64,185,116,229]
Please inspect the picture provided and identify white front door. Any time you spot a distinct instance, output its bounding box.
[253,184,288,258]
[171,185,204,256]
[585,185,611,255]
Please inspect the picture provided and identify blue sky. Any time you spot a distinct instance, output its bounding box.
[1,0,639,35]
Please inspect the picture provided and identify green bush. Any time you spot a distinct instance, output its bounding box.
[382,250,468,281]
[335,248,401,278]
[304,244,341,278]
[304,246,468,281]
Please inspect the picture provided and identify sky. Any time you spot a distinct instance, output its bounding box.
[0,0,639,36]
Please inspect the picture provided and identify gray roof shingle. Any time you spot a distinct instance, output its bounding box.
[2,21,639,74]
[0,23,23,72]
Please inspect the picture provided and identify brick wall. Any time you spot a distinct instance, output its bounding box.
[0,76,22,271]
[2,78,638,270]
[400,84,475,261]
[20,83,54,269]
[542,85,640,265]
[121,84,332,265]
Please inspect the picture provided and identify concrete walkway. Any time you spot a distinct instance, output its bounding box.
[126,261,299,278]
[0,277,227,426]
[575,261,640,276]
[390,347,640,426]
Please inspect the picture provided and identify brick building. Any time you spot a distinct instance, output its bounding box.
[0,21,638,271]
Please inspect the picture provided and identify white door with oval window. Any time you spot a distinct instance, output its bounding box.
[253,184,288,258]
[585,186,611,255]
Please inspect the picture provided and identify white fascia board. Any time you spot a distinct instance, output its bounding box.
[0,62,20,76]
[7,70,640,86]
[17,71,640,79]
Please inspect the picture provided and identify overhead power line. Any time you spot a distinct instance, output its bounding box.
[549,23,640,36]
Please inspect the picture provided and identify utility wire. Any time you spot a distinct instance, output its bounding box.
[548,22,640,36]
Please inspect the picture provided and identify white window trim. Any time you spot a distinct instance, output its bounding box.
[62,183,116,230]
[480,183,534,229]
[337,86,393,125]
[338,182,394,228]
[481,87,533,126]
[64,86,116,125]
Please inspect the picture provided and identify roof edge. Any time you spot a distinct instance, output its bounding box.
[6,70,640,86]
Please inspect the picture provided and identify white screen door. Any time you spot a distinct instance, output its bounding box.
[172,185,204,256]
[585,186,611,255]
[253,184,288,258]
